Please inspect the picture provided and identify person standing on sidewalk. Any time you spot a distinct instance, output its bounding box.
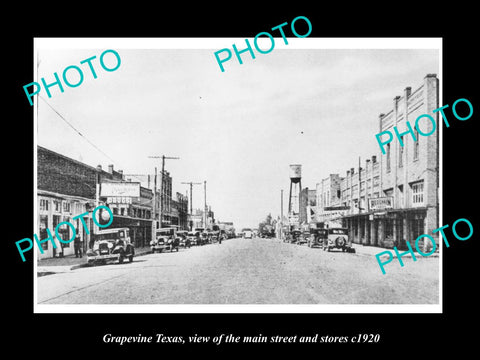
[74,232,83,258]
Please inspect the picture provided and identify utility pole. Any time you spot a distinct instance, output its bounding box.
[204,180,207,228]
[152,167,157,240]
[181,181,202,231]
[149,155,180,228]
[280,189,284,240]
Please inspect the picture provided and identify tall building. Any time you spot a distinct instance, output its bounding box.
[313,74,439,250]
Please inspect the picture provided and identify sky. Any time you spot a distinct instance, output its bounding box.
[35,39,440,230]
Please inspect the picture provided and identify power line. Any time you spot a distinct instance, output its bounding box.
[39,96,144,183]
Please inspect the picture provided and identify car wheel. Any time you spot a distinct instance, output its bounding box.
[129,255,133,262]
[119,253,125,264]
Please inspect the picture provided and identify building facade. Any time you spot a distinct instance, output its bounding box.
[171,192,189,230]
[313,74,439,250]
[37,146,157,258]
[299,187,316,225]
[37,146,124,259]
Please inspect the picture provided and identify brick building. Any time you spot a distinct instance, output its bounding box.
[37,146,155,258]
[314,74,439,250]
[171,192,189,230]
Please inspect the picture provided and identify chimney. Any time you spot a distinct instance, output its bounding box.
[372,155,377,163]
[96,165,102,171]
[351,167,354,174]
[118,170,123,180]
[108,164,114,174]
[405,86,412,98]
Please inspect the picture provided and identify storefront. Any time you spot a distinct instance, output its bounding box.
[107,215,152,248]
[342,207,427,250]
[37,190,94,259]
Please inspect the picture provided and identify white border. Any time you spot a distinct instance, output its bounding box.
[33,37,442,314]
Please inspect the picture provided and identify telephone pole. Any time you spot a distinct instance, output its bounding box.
[280,189,284,240]
[181,181,202,230]
[149,155,180,228]
[204,180,207,228]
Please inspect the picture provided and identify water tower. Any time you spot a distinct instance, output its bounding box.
[288,164,302,226]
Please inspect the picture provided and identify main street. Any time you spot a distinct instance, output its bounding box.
[37,237,439,305]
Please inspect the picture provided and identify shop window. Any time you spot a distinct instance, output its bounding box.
[385,219,394,238]
[39,215,49,250]
[113,207,119,215]
[120,208,125,216]
[411,217,424,240]
[411,181,424,206]
[57,219,72,248]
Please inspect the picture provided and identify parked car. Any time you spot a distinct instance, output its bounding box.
[187,230,200,246]
[166,236,180,252]
[288,230,302,244]
[296,230,310,245]
[200,231,210,245]
[323,228,353,252]
[87,228,134,265]
[177,230,191,248]
[151,227,176,253]
[307,228,328,248]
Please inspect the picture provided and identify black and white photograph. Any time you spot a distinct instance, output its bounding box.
[7,7,479,355]
[33,38,441,312]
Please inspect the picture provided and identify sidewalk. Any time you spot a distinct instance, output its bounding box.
[351,243,439,258]
[37,246,153,276]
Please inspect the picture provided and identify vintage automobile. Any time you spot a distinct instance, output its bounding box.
[323,228,352,252]
[177,230,191,248]
[296,230,310,245]
[242,228,253,239]
[150,227,176,253]
[200,231,210,244]
[187,230,201,246]
[307,228,328,248]
[286,230,302,243]
[87,227,134,265]
[205,229,220,243]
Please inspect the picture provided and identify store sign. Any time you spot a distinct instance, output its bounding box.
[101,182,140,197]
[318,206,349,221]
[107,196,132,204]
[369,197,393,211]
[324,206,349,211]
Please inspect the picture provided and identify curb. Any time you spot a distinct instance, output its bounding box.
[37,248,154,275]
